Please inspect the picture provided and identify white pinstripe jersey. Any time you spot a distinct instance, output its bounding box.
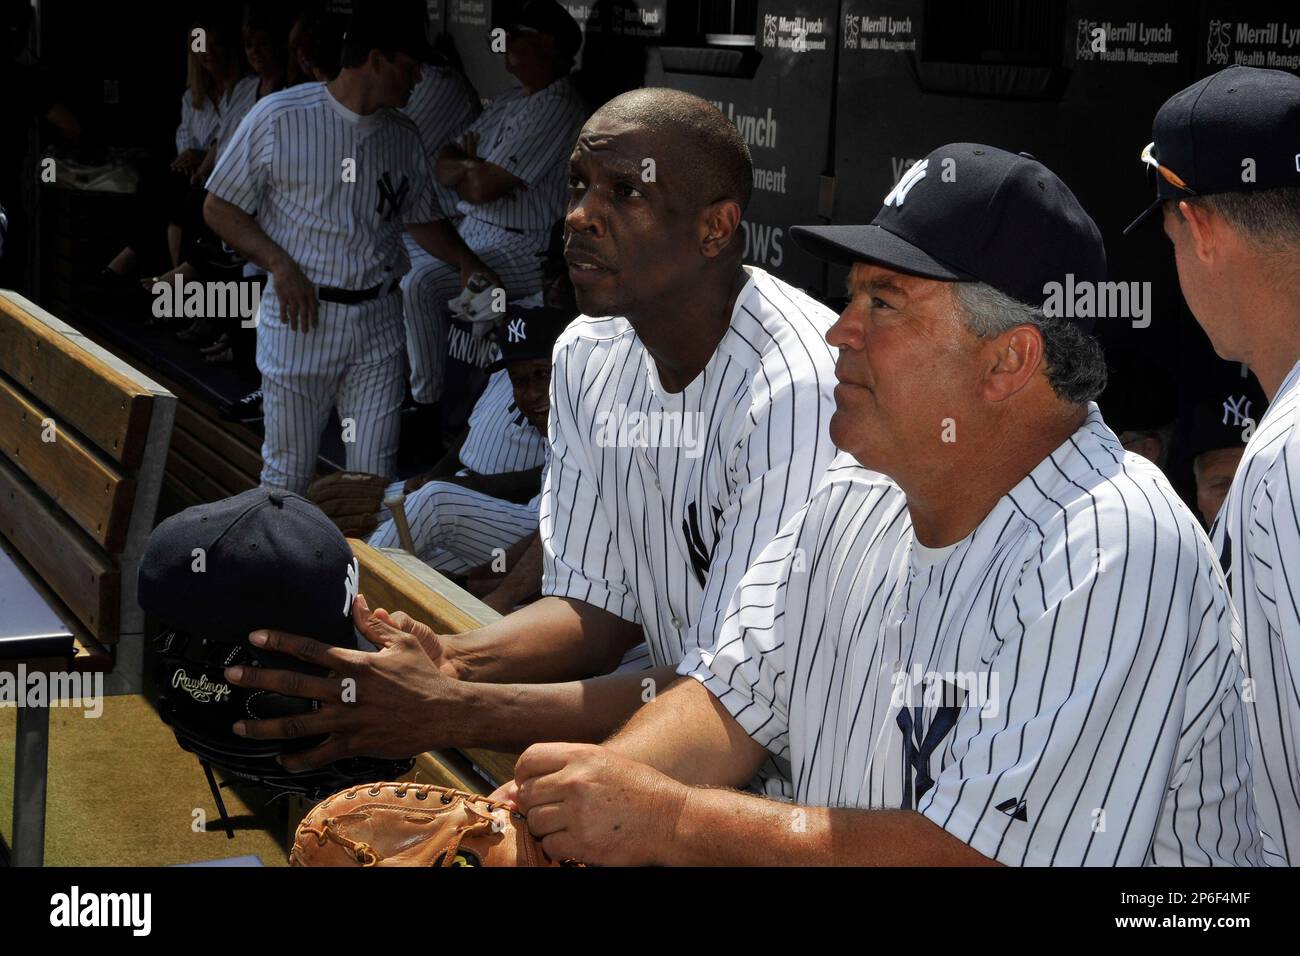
[540,266,839,673]
[456,76,586,234]
[206,82,437,293]
[211,75,261,159]
[1212,359,1300,866]
[459,370,549,475]
[402,64,481,219]
[176,87,222,153]
[682,406,1263,866]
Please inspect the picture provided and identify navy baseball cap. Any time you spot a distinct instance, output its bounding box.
[138,488,359,647]
[791,143,1106,322]
[508,0,583,62]
[1125,66,1300,235]
[1186,381,1268,462]
[487,305,573,372]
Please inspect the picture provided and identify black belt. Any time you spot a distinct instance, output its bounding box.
[317,278,400,305]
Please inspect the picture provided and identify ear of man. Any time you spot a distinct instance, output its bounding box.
[1177,198,1220,264]
[698,199,742,259]
[980,324,1046,404]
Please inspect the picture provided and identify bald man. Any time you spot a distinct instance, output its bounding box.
[223,89,839,785]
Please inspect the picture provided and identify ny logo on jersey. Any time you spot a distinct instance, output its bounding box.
[1221,395,1253,427]
[895,682,964,809]
[507,400,528,428]
[883,159,928,207]
[507,318,527,343]
[683,501,724,588]
[376,172,411,221]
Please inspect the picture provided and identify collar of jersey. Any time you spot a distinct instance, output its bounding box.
[324,84,382,128]
[904,403,1114,580]
[640,265,761,402]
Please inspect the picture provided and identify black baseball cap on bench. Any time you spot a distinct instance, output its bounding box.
[791,143,1106,326]
[1124,65,1300,235]
[139,487,358,647]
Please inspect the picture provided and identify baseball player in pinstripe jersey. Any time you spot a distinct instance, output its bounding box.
[494,144,1263,866]
[1128,66,1300,865]
[397,57,481,323]
[402,0,587,435]
[203,11,497,495]
[222,90,838,779]
[368,305,565,578]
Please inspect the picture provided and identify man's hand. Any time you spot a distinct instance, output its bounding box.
[504,742,689,866]
[227,595,464,769]
[271,257,319,331]
[191,147,217,186]
[460,260,503,291]
[171,148,205,175]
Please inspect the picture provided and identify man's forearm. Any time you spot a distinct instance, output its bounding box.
[441,595,640,684]
[435,145,473,186]
[203,194,294,274]
[481,534,542,609]
[406,218,481,274]
[605,673,769,787]
[660,792,1000,867]
[452,665,679,751]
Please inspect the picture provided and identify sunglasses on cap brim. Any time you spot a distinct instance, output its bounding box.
[1140,141,1197,194]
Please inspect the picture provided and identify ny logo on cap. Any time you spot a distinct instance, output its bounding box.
[1222,395,1253,427]
[884,159,928,207]
[507,318,527,343]
[342,558,359,616]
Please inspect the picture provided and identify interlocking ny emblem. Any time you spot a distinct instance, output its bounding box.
[507,317,527,343]
[342,558,359,615]
[884,159,928,207]
[1222,395,1253,428]
[683,501,723,588]
[376,172,410,221]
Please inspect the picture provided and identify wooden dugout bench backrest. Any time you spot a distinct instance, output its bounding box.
[350,538,518,792]
[0,290,176,670]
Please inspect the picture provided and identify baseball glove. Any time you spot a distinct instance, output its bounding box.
[291,783,572,867]
[306,471,389,537]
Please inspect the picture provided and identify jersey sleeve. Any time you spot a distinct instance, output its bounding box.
[205,100,276,215]
[679,499,823,758]
[402,138,439,226]
[539,339,640,625]
[686,365,839,659]
[176,90,201,153]
[478,93,583,190]
[1243,437,1300,859]
[917,510,1258,866]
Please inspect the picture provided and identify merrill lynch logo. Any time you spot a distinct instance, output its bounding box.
[1207,20,1231,65]
[172,669,231,703]
[761,13,826,52]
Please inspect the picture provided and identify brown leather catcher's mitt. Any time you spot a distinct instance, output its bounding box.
[291,783,567,867]
[306,472,389,538]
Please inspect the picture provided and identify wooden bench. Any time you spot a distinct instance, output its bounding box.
[0,289,177,866]
[0,290,176,685]
[350,538,518,793]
